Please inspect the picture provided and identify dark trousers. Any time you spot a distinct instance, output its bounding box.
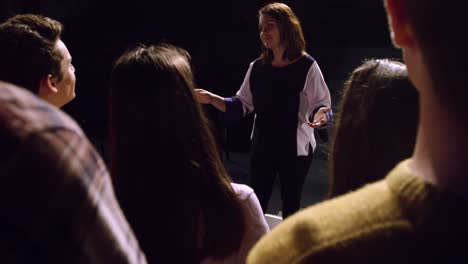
[250,146,314,218]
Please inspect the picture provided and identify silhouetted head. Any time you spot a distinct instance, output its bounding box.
[403,0,468,119]
[110,44,244,263]
[329,59,419,198]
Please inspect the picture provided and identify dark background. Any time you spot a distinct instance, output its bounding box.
[1,0,403,210]
[0,0,400,161]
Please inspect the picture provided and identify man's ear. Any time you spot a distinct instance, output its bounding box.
[385,0,415,48]
[38,74,58,95]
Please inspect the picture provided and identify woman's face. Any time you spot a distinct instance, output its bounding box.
[259,14,281,50]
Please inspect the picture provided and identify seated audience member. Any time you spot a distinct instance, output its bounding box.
[247,0,468,263]
[109,44,269,263]
[0,14,75,108]
[0,81,146,263]
[329,59,418,198]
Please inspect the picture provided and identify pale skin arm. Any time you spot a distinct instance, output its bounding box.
[194,88,227,112]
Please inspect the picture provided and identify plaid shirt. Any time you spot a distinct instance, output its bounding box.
[0,81,147,263]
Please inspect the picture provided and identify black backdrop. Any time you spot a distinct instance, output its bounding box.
[0,0,397,157]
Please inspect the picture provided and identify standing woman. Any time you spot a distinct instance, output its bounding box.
[110,44,269,263]
[196,2,331,218]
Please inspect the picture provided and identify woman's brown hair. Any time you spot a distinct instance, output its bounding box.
[110,44,245,263]
[329,59,419,198]
[259,2,306,63]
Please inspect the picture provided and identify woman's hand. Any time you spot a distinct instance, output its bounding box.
[309,107,332,128]
[194,89,213,104]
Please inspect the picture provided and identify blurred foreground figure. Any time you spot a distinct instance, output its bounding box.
[0,81,146,263]
[110,44,269,263]
[329,58,418,198]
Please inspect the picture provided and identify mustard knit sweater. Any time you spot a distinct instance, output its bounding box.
[247,160,468,263]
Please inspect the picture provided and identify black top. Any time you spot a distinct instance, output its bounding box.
[250,55,315,156]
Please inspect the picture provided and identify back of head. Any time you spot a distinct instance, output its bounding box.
[0,14,63,94]
[329,59,419,197]
[406,0,468,119]
[110,44,244,262]
[259,2,305,62]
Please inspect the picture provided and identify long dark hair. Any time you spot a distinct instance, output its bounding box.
[109,44,245,263]
[329,59,419,198]
[259,2,306,63]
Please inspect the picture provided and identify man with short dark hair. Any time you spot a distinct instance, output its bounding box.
[0,14,75,108]
[247,0,468,263]
[0,14,147,263]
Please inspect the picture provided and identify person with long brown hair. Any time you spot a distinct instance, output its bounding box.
[195,2,332,218]
[329,59,418,198]
[109,44,269,264]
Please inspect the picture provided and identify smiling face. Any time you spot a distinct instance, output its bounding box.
[259,14,281,50]
[37,39,77,108]
[53,39,76,106]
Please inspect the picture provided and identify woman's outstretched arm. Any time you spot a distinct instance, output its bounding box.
[195,89,227,112]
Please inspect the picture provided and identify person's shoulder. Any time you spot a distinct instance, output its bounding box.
[249,57,263,68]
[247,179,412,264]
[252,57,262,64]
[298,53,316,72]
[303,53,316,64]
[0,81,83,137]
[231,183,254,200]
[294,53,315,67]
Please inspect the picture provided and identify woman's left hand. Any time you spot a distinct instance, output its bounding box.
[308,107,331,128]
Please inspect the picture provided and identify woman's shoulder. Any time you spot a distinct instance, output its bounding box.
[249,57,265,67]
[302,53,316,64]
[231,183,254,200]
